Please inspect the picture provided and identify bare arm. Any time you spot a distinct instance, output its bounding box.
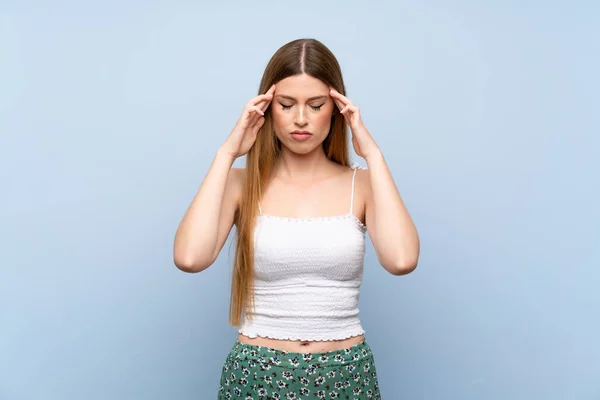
[329,88,419,276]
[173,85,275,273]
[363,150,420,275]
[173,149,241,273]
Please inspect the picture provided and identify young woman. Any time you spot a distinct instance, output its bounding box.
[174,38,420,399]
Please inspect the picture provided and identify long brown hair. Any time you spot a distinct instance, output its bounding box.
[229,38,351,326]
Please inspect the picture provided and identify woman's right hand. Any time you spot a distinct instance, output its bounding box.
[221,84,276,160]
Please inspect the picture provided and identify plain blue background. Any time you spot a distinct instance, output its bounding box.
[1,1,599,399]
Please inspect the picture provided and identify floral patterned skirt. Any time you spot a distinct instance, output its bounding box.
[217,338,381,399]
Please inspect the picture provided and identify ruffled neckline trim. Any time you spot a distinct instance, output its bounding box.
[257,212,366,231]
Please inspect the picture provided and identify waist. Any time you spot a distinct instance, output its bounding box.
[236,332,366,353]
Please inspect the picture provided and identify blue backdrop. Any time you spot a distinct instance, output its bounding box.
[1,1,598,399]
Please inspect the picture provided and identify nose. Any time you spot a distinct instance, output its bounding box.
[294,106,308,126]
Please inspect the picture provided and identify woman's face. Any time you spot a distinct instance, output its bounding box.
[271,73,335,155]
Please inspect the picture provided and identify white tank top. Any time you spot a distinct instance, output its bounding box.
[237,166,367,341]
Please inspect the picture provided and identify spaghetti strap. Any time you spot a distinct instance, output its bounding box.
[258,201,262,214]
[350,167,358,214]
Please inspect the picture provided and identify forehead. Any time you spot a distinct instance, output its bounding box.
[275,73,329,98]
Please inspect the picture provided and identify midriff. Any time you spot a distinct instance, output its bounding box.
[237,333,365,353]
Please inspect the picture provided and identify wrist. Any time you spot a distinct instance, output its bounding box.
[363,147,383,163]
[216,146,237,166]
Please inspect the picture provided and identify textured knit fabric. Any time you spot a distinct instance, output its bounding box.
[238,165,367,341]
[217,339,381,399]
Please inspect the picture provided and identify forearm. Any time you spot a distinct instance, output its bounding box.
[366,150,420,274]
[173,148,235,269]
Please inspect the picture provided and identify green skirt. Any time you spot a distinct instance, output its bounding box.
[217,338,381,399]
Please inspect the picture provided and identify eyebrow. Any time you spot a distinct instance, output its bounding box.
[276,94,328,102]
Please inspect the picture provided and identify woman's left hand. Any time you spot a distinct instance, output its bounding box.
[330,88,380,160]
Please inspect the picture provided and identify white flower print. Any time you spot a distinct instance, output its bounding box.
[288,357,300,367]
[218,342,380,399]
[282,370,294,380]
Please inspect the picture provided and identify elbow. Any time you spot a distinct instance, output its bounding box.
[174,260,201,273]
[173,253,214,273]
[389,240,420,276]
[388,256,419,276]
[173,237,218,273]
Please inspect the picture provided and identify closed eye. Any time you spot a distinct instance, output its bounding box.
[279,103,325,111]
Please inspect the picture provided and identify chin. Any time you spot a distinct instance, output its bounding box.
[284,144,315,155]
[281,139,323,155]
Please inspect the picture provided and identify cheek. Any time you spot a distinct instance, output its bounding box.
[271,109,288,126]
[314,111,333,132]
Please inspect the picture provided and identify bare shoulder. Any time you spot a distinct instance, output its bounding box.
[350,164,371,219]
[352,164,371,187]
[354,165,371,191]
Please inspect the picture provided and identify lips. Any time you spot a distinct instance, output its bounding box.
[290,130,313,141]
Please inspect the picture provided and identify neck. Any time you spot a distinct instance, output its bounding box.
[274,145,331,182]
